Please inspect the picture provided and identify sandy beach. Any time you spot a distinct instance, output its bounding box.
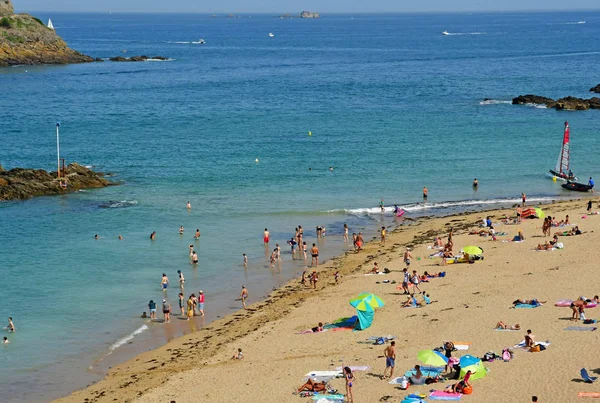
[54,197,600,403]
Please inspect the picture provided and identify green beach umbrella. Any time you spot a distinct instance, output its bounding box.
[417,350,448,367]
[462,245,483,255]
[535,207,546,219]
[460,360,487,381]
[349,293,385,312]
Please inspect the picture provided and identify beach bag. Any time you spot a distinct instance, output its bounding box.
[400,377,409,390]
[538,344,546,351]
[384,268,391,274]
[375,337,386,345]
[502,349,511,362]
[482,352,495,362]
[530,345,541,352]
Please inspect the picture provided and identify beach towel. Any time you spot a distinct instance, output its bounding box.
[364,272,387,276]
[453,342,471,350]
[368,335,396,341]
[334,366,369,371]
[297,329,329,335]
[564,326,598,331]
[581,368,598,383]
[429,390,462,400]
[304,370,342,382]
[313,394,345,402]
[494,327,519,331]
[514,303,541,308]
[405,368,443,378]
[323,316,357,331]
[513,340,550,349]
[578,392,600,398]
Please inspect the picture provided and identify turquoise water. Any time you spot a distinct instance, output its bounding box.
[1,11,599,402]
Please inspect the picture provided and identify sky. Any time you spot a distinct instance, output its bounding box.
[14,0,600,13]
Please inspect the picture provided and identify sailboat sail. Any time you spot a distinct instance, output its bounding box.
[555,121,570,174]
[47,19,54,29]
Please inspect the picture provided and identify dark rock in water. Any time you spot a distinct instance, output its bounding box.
[554,96,590,111]
[300,11,320,18]
[94,57,104,62]
[0,163,115,201]
[512,94,554,105]
[108,55,168,62]
[590,84,600,93]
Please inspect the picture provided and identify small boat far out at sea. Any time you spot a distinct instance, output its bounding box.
[442,31,450,35]
[269,32,274,37]
[548,121,578,182]
[192,39,206,45]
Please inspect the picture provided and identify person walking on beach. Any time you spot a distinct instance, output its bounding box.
[411,270,422,293]
[402,268,410,295]
[343,224,349,242]
[587,200,593,212]
[311,271,319,289]
[344,366,355,403]
[161,273,169,291]
[383,341,396,379]
[589,177,595,189]
[194,229,201,239]
[178,293,185,315]
[148,300,157,320]
[380,198,385,213]
[311,243,319,267]
[403,248,413,269]
[162,299,171,323]
[7,317,15,332]
[380,226,387,244]
[521,193,526,207]
[198,290,205,316]
[423,186,428,200]
[240,285,248,309]
[356,232,364,252]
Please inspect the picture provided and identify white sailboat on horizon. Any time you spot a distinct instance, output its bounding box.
[47,18,54,30]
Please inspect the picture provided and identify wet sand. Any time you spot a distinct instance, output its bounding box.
[55,197,600,403]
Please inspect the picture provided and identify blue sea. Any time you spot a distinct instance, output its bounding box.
[1,10,599,402]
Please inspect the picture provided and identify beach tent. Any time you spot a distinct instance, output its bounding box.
[349,293,385,331]
[460,358,487,381]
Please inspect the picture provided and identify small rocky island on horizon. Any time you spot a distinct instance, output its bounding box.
[280,11,320,18]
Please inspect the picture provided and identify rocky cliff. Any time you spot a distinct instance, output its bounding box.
[512,94,600,111]
[0,163,114,201]
[590,84,600,93]
[0,0,92,67]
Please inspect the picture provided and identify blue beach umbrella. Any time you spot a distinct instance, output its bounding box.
[459,354,480,368]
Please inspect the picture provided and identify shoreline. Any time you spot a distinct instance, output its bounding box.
[53,195,596,403]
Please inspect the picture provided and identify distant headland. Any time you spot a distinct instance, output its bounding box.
[0,163,115,201]
[279,11,320,18]
[0,0,93,67]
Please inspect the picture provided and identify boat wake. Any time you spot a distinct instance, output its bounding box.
[98,200,139,209]
[479,99,512,105]
[168,41,191,44]
[564,21,586,24]
[326,197,559,216]
[108,325,148,352]
[444,32,485,36]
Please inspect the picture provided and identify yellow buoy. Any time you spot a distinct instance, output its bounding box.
[552,176,557,182]
[308,131,312,136]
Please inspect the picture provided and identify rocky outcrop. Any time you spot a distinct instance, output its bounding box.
[0,0,13,15]
[108,55,169,62]
[300,11,320,18]
[0,163,115,201]
[512,94,600,110]
[0,1,92,67]
[590,84,600,93]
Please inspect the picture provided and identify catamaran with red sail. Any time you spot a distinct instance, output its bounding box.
[549,121,578,181]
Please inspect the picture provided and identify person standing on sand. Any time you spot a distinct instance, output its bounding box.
[343,224,349,242]
[161,273,169,290]
[380,226,386,244]
[423,187,428,200]
[162,299,171,323]
[403,248,413,269]
[240,285,248,309]
[148,300,157,320]
[516,206,522,223]
[402,268,410,295]
[344,366,355,403]
[311,243,319,267]
[521,193,526,207]
[198,290,205,316]
[383,341,396,379]
[411,270,422,293]
[334,271,340,284]
[356,233,364,251]
[587,200,593,212]
[380,199,385,213]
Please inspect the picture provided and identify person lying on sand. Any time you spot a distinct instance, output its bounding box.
[297,378,327,393]
[496,321,520,330]
[444,370,472,393]
[513,299,546,306]
[536,242,553,251]
[311,322,324,332]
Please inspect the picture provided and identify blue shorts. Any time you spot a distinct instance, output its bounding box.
[162,283,168,289]
[199,303,204,310]
[386,357,395,368]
